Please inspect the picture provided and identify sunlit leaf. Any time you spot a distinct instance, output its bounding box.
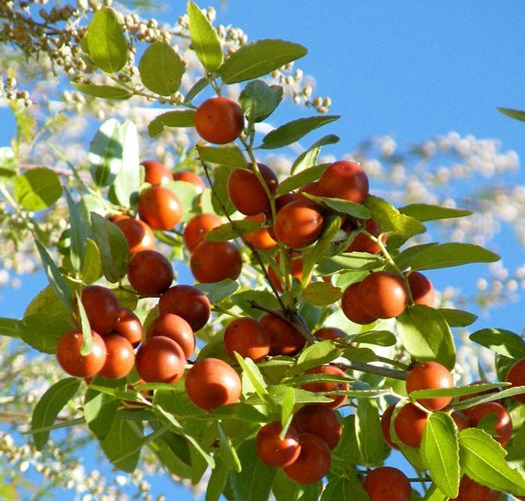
[139,41,184,95]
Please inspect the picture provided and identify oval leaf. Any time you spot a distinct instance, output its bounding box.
[498,107,525,123]
[88,118,124,187]
[296,340,342,372]
[196,144,247,168]
[148,110,195,137]
[221,39,307,84]
[355,398,390,466]
[139,41,184,96]
[239,80,283,123]
[72,83,132,100]
[470,328,525,359]
[399,203,472,222]
[13,167,62,211]
[302,282,342,307]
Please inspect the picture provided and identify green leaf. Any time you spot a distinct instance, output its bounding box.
[187,1,223,72]
[398,203,472,222]
[139,41,184,96]
[31,378,81,450]
[184,76,210,103]
[231,290,280,318]
[0,318,20,338]
[229,439,277,501]
[196,144,247,168]
[331,415,362,468]
[64,188,87,270]
[498,107,525,123]
[438,308,478,327]
[261,115,340,150]
[211,164,237,216]
[296,340,342,372]
[421,412,460,498]
[72,83,132,100]
[302,282,342,306]
[396,305,456,369]
[81,238,103,284]
[206,460,230,501]
[148,428,193,479]
[459,428,525,496]
[365,195,426,237]
[148,110,195,137]
[273,468,323,501]
[234,353,269,399]
[221,39,307,84]
[88,118,124,187]
[217,422,242,472]
[13,167,62,211]
[90,212,130,283]
[100,418,143,473]
[470,328,525,359]
[422,485,448,501]
[195,279,239,304]
[290,135,340,175]
[394,242,439,271]
[86,7,128,73]
[0,146,18,178]
[205,220,260,242]
[277,164,327,195]
[351,330,397,347]
[305,194,371,219]
[75,289,93,357]
[239,80,283,123]
[403,243,500,271]
[322,474,369,501]
[355,398,390,466]
[20,310,74,354]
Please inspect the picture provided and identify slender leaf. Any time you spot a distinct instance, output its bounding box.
[72,83,132,100]
[81,238,103,284]
[439,308,478,327]
[195,279,239,304]
[0,318,20,338]
[273,468,323,501]
[139,41,184,96]
[290,135,339,175]
[498,107,525,123]
[217,422,242,472]
[277,164,327,195]
[88,118,124,187]
[399,203,472,222]
[196,144,247,168]
[148,110,195,137]
[355,398,390,466]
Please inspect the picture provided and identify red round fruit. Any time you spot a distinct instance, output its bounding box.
[505,358,525,404]
[173,170,206,194]
[407,271,436,307]
[56,329,107,378]
[243,213,277,250]
[296,181,324,203]
[141,160,173,185]
[380,403,399,450]
[274,201,324,249]
[185,358,242,411]
[190,240,242,283]
[406,361,454,411]
[282,433,331,485]
[183,213,223,253]
[319,160,369,204]
[113,307,143,347]
[158,284,211,332]
[135,336,186,384]
[223,317,270,363]
[346,218,386,254]
[359,271,408,319]
[146,312,195,359]
[113,217,155,255]
[137,185,182,231]
[362,466,412,501]
[98,333,135,379]
[467,401,512,447]
[260,312,306,356]
[127,249,174,297]
[394,402,429,449]
[451,476,501,501]
[291,404,342,450]
[227,163,278,216]
[194,97,244,145]
[255,422,301,467]
[301,365,349,409]
[341,281,378,325]
[79,285,120,335]
[314,327,347,341]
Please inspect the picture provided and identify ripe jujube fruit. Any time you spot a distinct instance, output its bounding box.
[380,403,399,450]
[56,329,107,378]
[318,160,369,204]
[362,466,412,501]
[313,326,347,341]
[137,185,182,231]
[190,240,242,283]
[346,218,386,254]
[98,333,135,380]
[146,312,196,359]
[301,365,350,409]
[451,475,501,501]
[260,312,306,356]
[184,358,242,411]
[406,361,454,411]
[158,284,211,332]
[113,307,143,347]
[467,401,512,447]
[127,249,174,297]
[358,271,408,319]
[255,422,301,467]
[243,213,277,250]
[282,433,331,485]
[407,271,436,307]
[135,336,186,384]
[341,281,378,325]
[194,96,244,145]
[223,317,270,362]
[393,402,428,449]
[291,404,342,449]
[505,358,525,404]
[183,213,222,253]
[113,217,155,255]
[78,285,120,335]
[141,160,173,185]
[274,200,324,249]
[173,170,206,194]
[227,163,278,216]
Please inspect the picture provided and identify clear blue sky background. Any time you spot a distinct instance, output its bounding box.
[1,2,525,499]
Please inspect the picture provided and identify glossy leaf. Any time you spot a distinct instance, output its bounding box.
[196,144,247,168]
[148,110,195,137]
[322,474,369,501]
[20,310,74,354]
[234,353,269,398]
[73,83,132,100]
[88,118,124,187]
[187,1,223,72]
[355,398,390,466]
[86,7,128,73]
[139,41,184,96]
[296,340,342,372]
[206,461,230,501]
[211,164,237,216]
[239,80,283,122]
[306,194,371,219]
[399,203,472,222]
[331,415,362,468]
[231,290,280,318]
[13,167,62,211]
[470,328,525,358]
[277,164,327,195]
[221,39,307,84]
[31,378,81,450]
[421,412,460,498]
[302,281,342,306]
[397,305,456,369]
[261,115,340,150]
[64,188,87,270]
[149,429,193,480]
[351,330,397,347]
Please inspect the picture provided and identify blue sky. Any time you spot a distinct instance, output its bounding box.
[2,2,525,499]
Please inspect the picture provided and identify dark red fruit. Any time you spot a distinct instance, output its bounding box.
[223,317,270,362]
[301,365,350,409]
[291,404,342,449]
[260,312,306,356]
[146,312,195,359]
[255,422,301,467]
[362,466,412,501]
[56,329,107,378]
[127,249,174,296]
[135,336,186,384]
[318,160,369,204]
[158,285,211,332]
[98,333,135,379]
[79,285,120,335]
[405,361,454,411]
